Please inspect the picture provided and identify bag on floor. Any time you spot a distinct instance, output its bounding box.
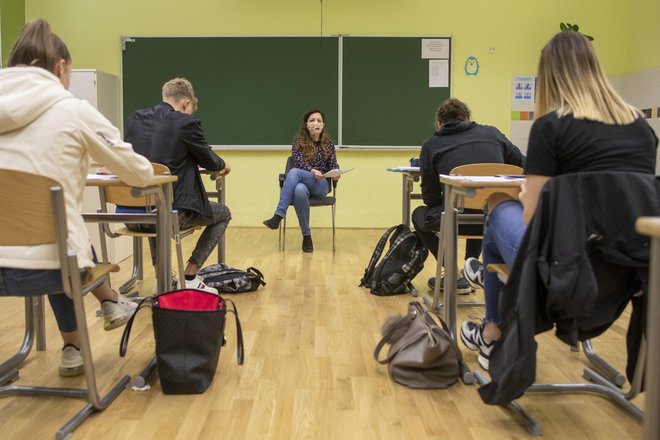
[374,301,462,389]
[120,289,244,394]
[198,263,266,293]
[359,224,428,296]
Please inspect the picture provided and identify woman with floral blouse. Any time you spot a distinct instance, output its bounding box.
[263,109,340,252]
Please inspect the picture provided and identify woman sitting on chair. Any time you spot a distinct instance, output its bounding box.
[459,30,658,370]
[263,109,340,252]
[0,20,155,376]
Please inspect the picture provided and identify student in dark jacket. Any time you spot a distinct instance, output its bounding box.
[412,98,525,292]
[122,78,231,293]
[460,31,658,372]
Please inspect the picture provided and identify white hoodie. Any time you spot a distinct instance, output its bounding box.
[0,67,154,269]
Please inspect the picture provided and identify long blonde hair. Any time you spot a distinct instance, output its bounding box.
[535,31,640,125]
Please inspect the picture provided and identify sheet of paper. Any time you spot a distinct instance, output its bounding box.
[86,173,118,180]
[429,59,449,88]
[421,38,450,59]
[386,166,421,172]
[322,168,354,178]
[440,174,524,183]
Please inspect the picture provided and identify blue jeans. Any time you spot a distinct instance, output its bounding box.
[0,268,79,332]
[275,168,330,236]
[483,200,526,323]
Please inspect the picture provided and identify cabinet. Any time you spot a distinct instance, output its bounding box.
[69,70,133,264]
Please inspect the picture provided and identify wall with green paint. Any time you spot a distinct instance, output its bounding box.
[4,0,654,228]
[0,0,24,66]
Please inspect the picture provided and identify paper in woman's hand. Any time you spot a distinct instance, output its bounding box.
[322,168,354,178]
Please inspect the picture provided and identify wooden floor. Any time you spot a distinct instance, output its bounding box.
[0,228,645,439]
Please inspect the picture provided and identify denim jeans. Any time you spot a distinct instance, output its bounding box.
[482,200,526,323]
[275,168,330,236]
[0,268,79,332]
[123,202,231,268]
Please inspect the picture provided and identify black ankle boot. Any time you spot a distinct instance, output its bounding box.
[302,235,313,252]
[263,215,282,230]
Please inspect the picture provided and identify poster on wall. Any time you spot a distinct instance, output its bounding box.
[512,76,535,104]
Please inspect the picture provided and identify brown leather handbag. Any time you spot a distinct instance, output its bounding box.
[374,301,462,389]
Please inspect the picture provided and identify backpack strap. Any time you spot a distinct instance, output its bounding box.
[246,267,267,286]
[359,225,405,287]
[224,298,245,365]
[119,297,151,357]
[370,226,415,292]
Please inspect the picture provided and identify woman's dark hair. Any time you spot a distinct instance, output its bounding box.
[294,109,332,161]
[436,98,471,124]
[8,19,71,72]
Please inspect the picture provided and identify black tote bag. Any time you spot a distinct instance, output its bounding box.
[121,289,244,394]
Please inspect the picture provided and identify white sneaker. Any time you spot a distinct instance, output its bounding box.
[174,275,218,294]
[59,345,84,377]
[101,297,135,331]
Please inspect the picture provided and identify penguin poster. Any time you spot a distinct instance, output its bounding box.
[465,56,479,76]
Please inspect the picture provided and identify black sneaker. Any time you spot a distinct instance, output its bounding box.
[464,258,484,290]
[460,319,494,370]
[428,275,472,294]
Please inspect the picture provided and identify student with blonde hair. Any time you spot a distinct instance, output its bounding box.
[0,19,155,376]
[123,78,231,292]
[460,30,658,370]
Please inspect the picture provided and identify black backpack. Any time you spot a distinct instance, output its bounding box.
[198,263,266,293]
[359,225,428,296]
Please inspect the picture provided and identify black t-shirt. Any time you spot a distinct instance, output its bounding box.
[525,112,658,177]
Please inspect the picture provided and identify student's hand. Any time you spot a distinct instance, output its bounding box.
[332,175,341,182]
[96,166,113,175]
[311,169,324,180]
[221,164,231,176]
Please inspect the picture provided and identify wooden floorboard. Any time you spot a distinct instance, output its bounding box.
[0,227,644,439]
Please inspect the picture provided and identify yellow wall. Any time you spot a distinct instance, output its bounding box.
[17,0,648,228]
[626,0,660,71]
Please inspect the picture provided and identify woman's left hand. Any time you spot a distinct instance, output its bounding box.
[331,175,341,182]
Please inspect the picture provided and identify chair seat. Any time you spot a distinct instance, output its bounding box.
[113,226,200,238]
[309,196,336,206]
[49,263,120,295]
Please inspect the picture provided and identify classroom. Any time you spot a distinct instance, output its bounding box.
[0,0,659,438]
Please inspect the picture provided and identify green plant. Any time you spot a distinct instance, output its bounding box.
[559,22,594,41]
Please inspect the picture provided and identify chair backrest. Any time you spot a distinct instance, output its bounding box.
[103,163,169,207]
[450,163,524,210]
[0,169,60,246]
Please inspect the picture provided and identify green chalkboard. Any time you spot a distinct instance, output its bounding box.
[121,36,451,147]
[342,37,451,147]
[122,37,339,146]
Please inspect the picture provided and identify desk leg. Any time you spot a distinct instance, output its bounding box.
[155,184,173,294]
[645,236,660,440]
[402,174,412,228]
[443,186,458,341]
[217,175,225,264]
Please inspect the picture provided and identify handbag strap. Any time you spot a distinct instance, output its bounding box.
[247,267,267,286]
[373,312,416,364]
[119,296,151,357]
[224,298,245,365]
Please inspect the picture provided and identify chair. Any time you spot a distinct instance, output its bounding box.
[474,171,656,434]
[0,168,129,438]
[97,163,198,294]
[425,163,523,311]
[277,156,338,251]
